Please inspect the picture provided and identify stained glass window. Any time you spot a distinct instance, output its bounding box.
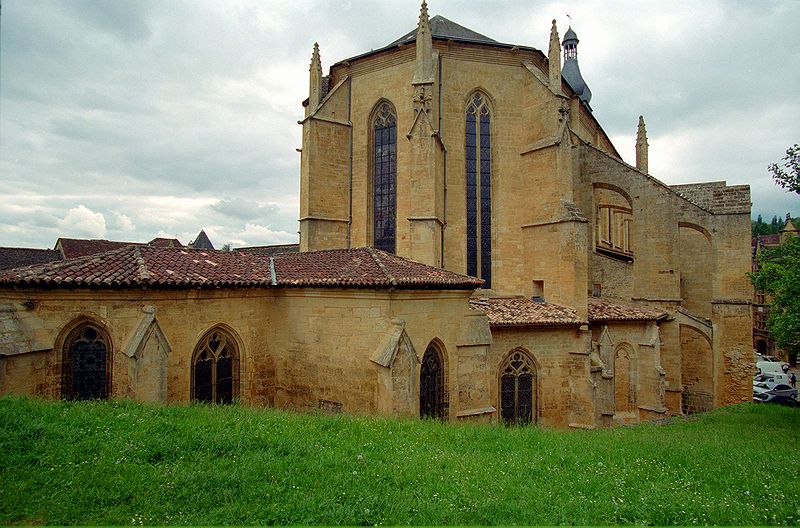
[420,344,447,419]
[373,102,397,253]
[192,329,239,404]
[500,350,536,425]
[62,324,111,400]
[466,93,491,287]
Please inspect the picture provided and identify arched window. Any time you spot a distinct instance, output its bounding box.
[465,92,492,287]
[500,350,536,425]
[62,323,111,400]
[420,343,447,419]
[192,328,239,404]
[372,101,397,253]
[594,184,633,261]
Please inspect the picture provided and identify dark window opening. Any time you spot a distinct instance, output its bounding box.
[192,329,239,404]
[466,93,491,287]
[420,345,447,419]
[62,324,111,400]
[500,351,536,425]
[373,102,397,254]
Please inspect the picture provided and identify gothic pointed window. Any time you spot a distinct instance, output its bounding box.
[500,350,536,425]
[466,92,491,287]
[192,328,239,404]
[372,102,397,253]
[420,344,447,419]
[61,324,111,400]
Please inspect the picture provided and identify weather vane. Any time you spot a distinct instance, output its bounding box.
[566,13,573,25]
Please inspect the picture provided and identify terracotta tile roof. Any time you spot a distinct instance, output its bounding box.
[588,298,668,323]
[0,246,482,290]
[55,238,137,259]
[234,244,299,257]
[273,247,483,289]
[148,237,183,248]
[469,297,583,327]
[0,248,63,271]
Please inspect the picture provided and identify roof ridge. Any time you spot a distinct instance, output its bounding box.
[366,247,397,287]
[134,246,151,283]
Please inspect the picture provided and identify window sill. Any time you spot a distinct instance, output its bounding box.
[595,246,634,262]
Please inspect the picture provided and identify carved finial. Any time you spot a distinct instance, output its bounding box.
[636,115,649,174]
[419,0,430,28]
[307,42,323,115]
[413,0,434,84]
[548,19,561,91]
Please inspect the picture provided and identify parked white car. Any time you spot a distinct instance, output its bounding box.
[753,373,790,386]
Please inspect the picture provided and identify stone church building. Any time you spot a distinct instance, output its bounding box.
[0,4,753,427]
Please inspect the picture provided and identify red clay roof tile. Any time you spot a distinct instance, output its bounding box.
[0,246,481,290]
[470,297,583,326]
[588,297,667,322]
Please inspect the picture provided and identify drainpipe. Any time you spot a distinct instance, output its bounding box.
[347,76,353,248]
[439,56,447,268]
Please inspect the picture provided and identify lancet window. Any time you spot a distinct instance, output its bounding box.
[192,328,239,404]
[465,92,492,287]
[500,350,536,425]
[61,324,111,400]
[420,343,447,419]
[373,102,397,253]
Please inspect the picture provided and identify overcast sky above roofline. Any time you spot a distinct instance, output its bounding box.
[1,0,798,249]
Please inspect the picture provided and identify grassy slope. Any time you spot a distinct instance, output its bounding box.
[1,397,798,525]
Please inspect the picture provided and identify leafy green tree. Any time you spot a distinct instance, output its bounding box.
[750,237,800,359]
[768,144,800,194]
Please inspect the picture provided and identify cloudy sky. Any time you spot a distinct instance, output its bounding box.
[1,0,798,249]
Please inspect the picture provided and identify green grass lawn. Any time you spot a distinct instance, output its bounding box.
[1,397,798,525]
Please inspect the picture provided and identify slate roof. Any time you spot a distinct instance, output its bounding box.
[588,298,668,323]
[389,15,497,46]
[470,297,584,327]
[234,244,300,257]
[0,246,482,290]
[189,230,215,250]
[0,248,63,271]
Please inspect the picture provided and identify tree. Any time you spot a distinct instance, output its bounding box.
[768,144,800,194]
[749,237,800,360]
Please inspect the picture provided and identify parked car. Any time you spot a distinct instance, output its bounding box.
[753,373,790,386]
[753,382,798,402]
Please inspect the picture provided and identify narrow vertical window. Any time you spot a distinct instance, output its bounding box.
[500,350,536,425]
[420,344,447,419]
[373,102,397,253]
[62,324,111,400]
[466,93,491,287]
[192,328,239,404]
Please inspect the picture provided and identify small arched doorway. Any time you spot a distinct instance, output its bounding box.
[499,349,537,425]
[420,343,447,419]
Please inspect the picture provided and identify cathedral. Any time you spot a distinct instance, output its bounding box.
[0,3,753,427]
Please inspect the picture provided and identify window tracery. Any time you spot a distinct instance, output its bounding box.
[61,324,111,400]
[192,328,238,404]
[466,92,492,287]
[500,350,536,425]
[420,344,447,419]
[372,102,397,253]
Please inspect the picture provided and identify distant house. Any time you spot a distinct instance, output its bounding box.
[0,248,62,271]
[752,213,798,360]
[188,230,214,250]
[233,244,299,258]
[54,237,183,259]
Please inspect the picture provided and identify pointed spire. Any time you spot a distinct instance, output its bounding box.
[636,115,649,174]
[413,0,434,84]
[548,19,561,90]
[308,42,323,114]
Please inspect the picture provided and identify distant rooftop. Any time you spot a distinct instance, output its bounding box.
[388,15,497,46]
[0,248,62,271]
